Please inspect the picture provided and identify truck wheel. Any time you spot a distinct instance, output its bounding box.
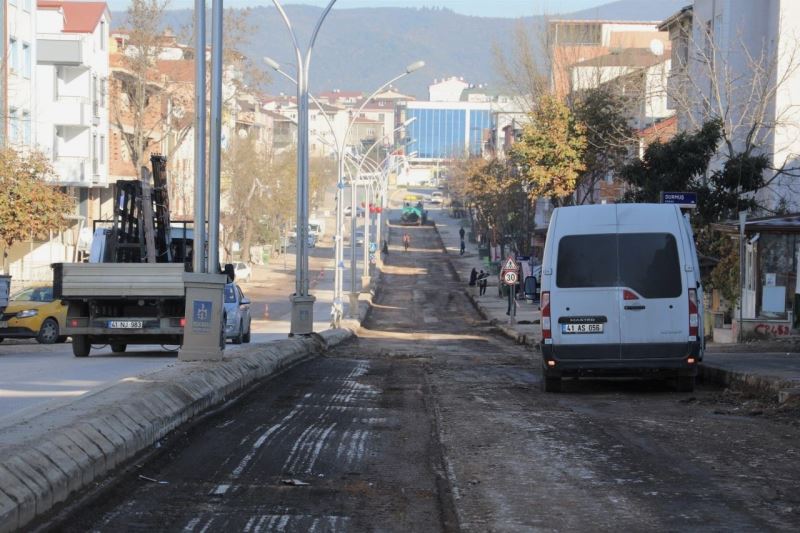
[675,375,695,393]
[110,343,127,354]
[36,318,60,344]
[72,335,91,357]
[542,375,562,393]
[233,321,244,344]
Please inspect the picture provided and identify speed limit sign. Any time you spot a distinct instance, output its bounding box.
[503,271,518,285]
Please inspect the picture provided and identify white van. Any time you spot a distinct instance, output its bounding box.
[539,204,704,393]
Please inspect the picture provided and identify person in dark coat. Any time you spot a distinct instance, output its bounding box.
[478,270,488,296]
[459,227,465,240]
[469,268,478,286]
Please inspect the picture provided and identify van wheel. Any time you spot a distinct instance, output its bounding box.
[73,335,91,357]
[675,375,695,393]
[542,376,562,393]
[110,343,127,354]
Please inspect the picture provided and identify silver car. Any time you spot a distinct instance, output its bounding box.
[224,283,252,344]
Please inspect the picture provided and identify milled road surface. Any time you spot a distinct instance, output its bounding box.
[43,217,800,532]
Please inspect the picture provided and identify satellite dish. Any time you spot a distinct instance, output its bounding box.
[650,39,665,56]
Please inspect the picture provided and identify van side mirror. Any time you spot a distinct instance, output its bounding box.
[240,298,251,306]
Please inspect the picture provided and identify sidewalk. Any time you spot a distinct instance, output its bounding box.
[432,209,540,345]
[431,207,800,403]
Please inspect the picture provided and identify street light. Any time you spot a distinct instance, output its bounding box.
[342,60,425,318]
[270,0,337,336]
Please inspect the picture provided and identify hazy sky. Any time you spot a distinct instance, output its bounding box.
[105,0,614,18]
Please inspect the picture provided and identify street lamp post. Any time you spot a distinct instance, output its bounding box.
[343,61,425,317]
[270,0,336,336]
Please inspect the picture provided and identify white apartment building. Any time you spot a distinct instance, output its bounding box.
[3,0,36,148]
[665,0,800,211]
[36,0,110,217]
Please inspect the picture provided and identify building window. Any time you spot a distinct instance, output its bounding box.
[9,38,19,73]
[100,135,105,164]
[9,108,19,143]
[22,42,31,78]
[378,113,385,121]
[100,20,106,51]
[22,111,31,145]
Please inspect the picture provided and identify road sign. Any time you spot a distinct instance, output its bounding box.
[503,271,518,285]
[661,191,697,208]
[501,256,518,273]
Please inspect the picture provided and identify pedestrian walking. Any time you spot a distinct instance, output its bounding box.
[460,239,466,256]
[459,227,465,241]
[478,270,487,296]
[403,232,411,252]
[469,267,478,286]
[382,239,389,256]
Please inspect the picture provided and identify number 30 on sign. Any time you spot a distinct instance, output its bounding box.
[503,271,518,285]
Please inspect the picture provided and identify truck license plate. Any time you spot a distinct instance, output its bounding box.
[562,323,603,334]
[108,320,143,329]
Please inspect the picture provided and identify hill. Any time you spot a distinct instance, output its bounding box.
[114,1,687,98]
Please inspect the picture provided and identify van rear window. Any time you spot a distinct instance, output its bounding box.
[556,233,682,298]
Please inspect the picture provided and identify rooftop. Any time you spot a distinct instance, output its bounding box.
[38,1,109,33]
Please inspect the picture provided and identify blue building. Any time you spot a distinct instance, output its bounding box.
[403,102,494,160]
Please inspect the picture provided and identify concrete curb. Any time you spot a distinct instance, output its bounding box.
[698,362,800,403]
[0,329,354,533]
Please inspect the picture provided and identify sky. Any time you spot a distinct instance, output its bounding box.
[105,0,614,18]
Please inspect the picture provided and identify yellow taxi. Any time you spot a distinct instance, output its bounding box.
[0,285,67,344]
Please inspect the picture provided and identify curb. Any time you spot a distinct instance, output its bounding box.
[698,362,800,403]
[0,329,354,533]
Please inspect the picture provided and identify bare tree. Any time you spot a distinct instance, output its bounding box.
[669,21,800,204]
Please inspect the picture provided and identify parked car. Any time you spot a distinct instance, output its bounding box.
[430,191,444,204]
[355,231,365,246]
[539,204,703,393]
[233,262,252,283]
[223,283,252,344]
[0,285,67,344]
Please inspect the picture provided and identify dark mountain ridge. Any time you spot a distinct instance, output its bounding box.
[113,1,687,98]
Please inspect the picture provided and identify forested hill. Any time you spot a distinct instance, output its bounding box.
[113,1,686,98]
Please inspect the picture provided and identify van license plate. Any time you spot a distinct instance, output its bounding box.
[562,323,603,334]
[108,320,143,329]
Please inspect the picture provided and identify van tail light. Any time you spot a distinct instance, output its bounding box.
[180,317,187,327]
[623,289,639,300]
[688,288,699,340]
[541,291,551,341]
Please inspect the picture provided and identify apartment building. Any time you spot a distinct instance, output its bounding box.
[36,0,110,219]
[662,0,800,212]
[3,0,36,148]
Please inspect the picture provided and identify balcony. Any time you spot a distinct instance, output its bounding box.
[54,156,89,186]
[37,35,87,66]
[55,96,92,127]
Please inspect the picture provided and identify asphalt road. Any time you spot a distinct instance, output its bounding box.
[40,206,800,532]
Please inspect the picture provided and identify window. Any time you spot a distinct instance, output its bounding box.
[557,234,618,289]
[100,20,106,50]
[22,42,31,78]
[556,233,682,298]
[224,284,237,303]
[22,111,30,145]
[9,108,19,143]
[100,135,105,164]
[9,38,19,73]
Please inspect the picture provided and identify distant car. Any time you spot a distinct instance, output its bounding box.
[355,231,365,246]
[223,283,252,344]
[430,191,444,204]
[0,285,67,344]
[344,206,364,217]
[233,262,252,283]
